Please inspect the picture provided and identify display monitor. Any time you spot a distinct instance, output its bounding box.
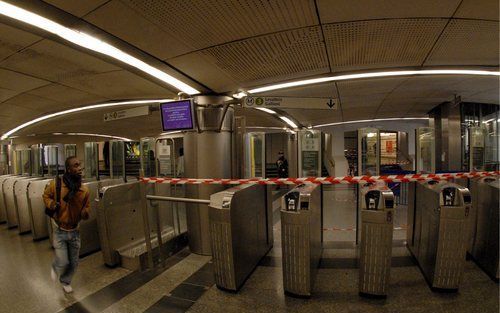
[160,99,195,131]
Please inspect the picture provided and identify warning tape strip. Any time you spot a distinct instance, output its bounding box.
[140,171,499,185]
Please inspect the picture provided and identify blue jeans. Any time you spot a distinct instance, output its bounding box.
[52,228,81,285]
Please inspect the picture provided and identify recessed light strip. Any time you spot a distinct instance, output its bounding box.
[66,132,132,141]
[313,117,429,128]
[0,1,200,95]
[248,70,500,94]
[1,99,173,140]
[279,116,298,129]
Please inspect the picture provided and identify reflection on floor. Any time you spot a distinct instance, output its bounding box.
[0,185,497,313]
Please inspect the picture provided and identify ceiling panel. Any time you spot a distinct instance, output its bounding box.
[283,108,342,126]
[199,26,329,85]
[43,0,109,17]
[59,70,176,99]
[0,39,120,82]
[167,52,240,92]
[342,107,378,120]
[324,19,447,72]
[0,23,41,61]
[317,0,460,23]
[387,75,469,99]
[85,0,193,60]
[122,0,318,50]
[1,93,63,112]
[0,68,50,92]
[27,83,107,106]
[425,19,499,66]
[0,87,19,103]
[260,82,338,98]
[454,0,499,20]
[337,77,407,97]
[234,107,283,128]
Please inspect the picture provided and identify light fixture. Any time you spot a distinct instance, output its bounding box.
[232,91,248,99]
[367,132,376,138]
[1,99,173,139]
[0,1,200,95]
[255,107,276,114]
[279,116,298,129]
[248,70,500,94]
[66,132,132,141]
[313,117,428,128]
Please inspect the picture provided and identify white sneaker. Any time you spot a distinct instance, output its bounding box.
[62,284,73,293]
[50,267,57,282]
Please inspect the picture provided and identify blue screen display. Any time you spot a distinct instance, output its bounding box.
[160,100,194,131]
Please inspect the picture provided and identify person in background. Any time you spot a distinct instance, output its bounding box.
[276,151,289,178]
[176,147,185,177]
[43,156,90,294]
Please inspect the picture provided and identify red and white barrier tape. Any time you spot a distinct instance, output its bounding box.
[140,171,499,185]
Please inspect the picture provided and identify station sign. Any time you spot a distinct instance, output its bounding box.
[243,96,338,110]
[103,106,150,122]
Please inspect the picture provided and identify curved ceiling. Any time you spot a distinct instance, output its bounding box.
[0,0,498,140]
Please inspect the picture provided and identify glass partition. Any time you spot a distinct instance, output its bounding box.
[298,130,322,177]
[469,126,486,171]
[64,144,77,158]
[357,128,379,175]
[416,127,435,173]
[31,144,44,177]
[244,132,265,178]
[45,145,60,176]
[14,150,22,175]
[0,144,8,175]
[140,137,157,177]
[110,140,125,179]
[84,142,99,179]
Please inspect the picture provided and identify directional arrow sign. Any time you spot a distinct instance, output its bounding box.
[244,96,338,110]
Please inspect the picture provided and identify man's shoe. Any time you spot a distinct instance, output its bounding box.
[62,284,73,293]
[50,267,57,282]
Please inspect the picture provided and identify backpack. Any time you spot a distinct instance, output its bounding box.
[45,177,61,218]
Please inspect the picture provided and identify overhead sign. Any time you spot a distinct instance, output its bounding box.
[103,106,150,122]
[243,96,338,110]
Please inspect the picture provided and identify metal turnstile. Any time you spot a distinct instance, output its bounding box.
[209,184,273,291]
[407,181,472,291]
[0,174,14,223]
[281,184,322,297]
[469,177,499,280]
[359,184,395,297]
[3,176,29,228]
[14,177,43,234]
[27,179,52,240]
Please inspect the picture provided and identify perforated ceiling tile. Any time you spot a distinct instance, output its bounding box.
[0,68,49,92]
[44,0,109,17]
[0,39,120,83]
[200,26,329,83]
[425,19,499,66]
[27,83,107,105]
[0,23,41,61]
[324,19,447,72]
[259,82,338,98]
[317,0,460,23]
[337,77,407,97]
[123,0,318,50]
[454,0,499,21]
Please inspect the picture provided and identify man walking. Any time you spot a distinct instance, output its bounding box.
[43,156,90,293]
[276,151,289,178]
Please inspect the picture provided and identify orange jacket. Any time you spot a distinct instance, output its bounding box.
[43,179,90,230]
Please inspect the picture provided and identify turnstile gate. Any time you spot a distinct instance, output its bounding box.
[407,181,471,291]
[27,179,52,240]
[281,184,322,297]
[359,184,395,297]
[14,177,43,234]
[209,184,273,291]
[469,177,499,280]
[0,174,14,223]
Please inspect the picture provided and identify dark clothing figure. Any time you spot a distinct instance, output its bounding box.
[276,153,289,178]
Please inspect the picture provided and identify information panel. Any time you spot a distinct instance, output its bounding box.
[160,100,195,131]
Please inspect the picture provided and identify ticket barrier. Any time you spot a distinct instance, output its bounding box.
[0,174,15,224]
[407,181,471,291]
[469,177,499,280]
[208,184,273,291]
[281,184,322,297]
[14,177,44,234]
[359,184,395,297]
[3,176,29,228]
[27,179,52,240]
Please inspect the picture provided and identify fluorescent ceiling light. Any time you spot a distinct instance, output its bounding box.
[367,132,376,138]
[232,91,248,99]
[1,99,173,139]
[248,69,500,94]
[255,107,276,114]
[313,117,429,128]
[0,1,199,95]
[66,132,132,141]
[279,116,298,129]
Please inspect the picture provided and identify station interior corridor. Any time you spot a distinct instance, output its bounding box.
[0,186,497,313]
